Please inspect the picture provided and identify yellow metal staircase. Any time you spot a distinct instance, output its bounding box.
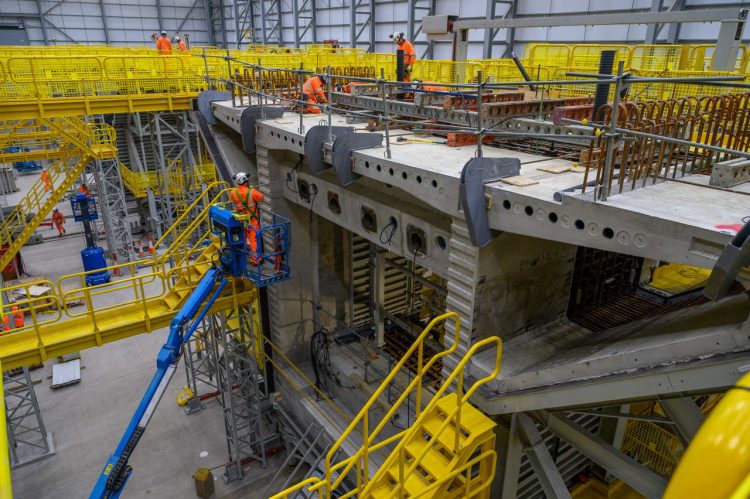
[270,313,503,499]
[0,116,117,273]
[367,392,497,498]
[0,183,256,371]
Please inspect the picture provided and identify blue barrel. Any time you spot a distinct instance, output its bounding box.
[81,246,110,286]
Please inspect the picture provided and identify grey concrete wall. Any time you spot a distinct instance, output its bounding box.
[474,233,576,341]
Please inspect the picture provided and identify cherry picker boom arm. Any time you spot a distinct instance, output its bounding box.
[89,204,290,499]
[90,268,227,499]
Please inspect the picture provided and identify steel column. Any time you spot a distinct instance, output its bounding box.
[4,367,55,467]
[494,414,523,499]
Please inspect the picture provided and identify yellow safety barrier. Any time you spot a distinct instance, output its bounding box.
[0,182,262,371]
[271,312,503,499]
[120,162,217,198]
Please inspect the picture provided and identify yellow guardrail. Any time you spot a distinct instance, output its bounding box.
[0,182,250,370]
[271,312,503,499]
[120,162,217,198]
[1,41,750,116]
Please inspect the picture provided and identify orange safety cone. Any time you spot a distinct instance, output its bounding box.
[137,240,145,258]
[147,235,155,255]
[112,254,121,276]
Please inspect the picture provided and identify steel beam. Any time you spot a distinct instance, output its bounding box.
[494,414,523,499]
[540,412,668,498]
[350,0,375,51]
[407,0,436,58]
[476,354,749,415]
[644,0,665,44]
[516,413,572,499]
[34,0,48,45]
[452,7,745,30]
[666,0,686,43]
[660,397,705,447]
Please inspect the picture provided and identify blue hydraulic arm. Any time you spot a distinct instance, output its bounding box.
[90,205,292,499]
[90,268,227,499]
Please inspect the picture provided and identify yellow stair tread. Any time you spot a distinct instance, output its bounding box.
[371,467,434,498]
[389,437,451,481]
[420,395,496,451]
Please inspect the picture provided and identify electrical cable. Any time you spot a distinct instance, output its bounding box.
[379,217,398,246]
[310,328,339,400]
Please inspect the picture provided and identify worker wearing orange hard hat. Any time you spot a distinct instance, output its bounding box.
[156,31,172,54]
[229,172,264,264]
[301,75,328,114]
[389,32,416,82]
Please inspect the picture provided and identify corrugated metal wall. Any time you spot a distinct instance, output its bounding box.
[1,0,749,57]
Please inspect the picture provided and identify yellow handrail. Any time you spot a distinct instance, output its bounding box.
[319,312,462,496]
[365,335,502,498]
[269,313,503,499]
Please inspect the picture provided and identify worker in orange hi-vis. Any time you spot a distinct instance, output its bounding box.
[77,183,91,197]
[301,75,328,114]
[51,208,66,237]
[173,36,188,54]
[11,306,24,328]
[389,32,416,82]
[156,31,172,54]
[411,80,447,92]
[1,314,10,333]
[229,172,264,264]
[41,168,52,192]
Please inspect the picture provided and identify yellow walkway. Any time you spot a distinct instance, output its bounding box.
[0,184,250,371]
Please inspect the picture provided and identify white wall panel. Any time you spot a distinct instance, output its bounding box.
[0,0,748,51]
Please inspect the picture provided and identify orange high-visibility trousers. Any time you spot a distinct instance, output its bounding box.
[41,171,52,192]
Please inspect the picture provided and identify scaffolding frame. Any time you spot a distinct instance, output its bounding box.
[3,367,55,467]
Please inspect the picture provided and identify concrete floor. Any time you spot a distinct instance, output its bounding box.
[11,326,291,499]
[6,168,296,499]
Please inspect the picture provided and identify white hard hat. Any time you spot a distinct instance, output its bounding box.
[174,36,180,41]
[161,31,167,36]
[234,172,249,185]
[390,32,404,41]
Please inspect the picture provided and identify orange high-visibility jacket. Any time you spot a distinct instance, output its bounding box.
[398,39,416,66]
[78,186,91,197]
[156,37,172,52]
[229,185,264,226]
[178,40,187,53]
[52,211,65,225]
[303,76,327,100]
[13,309,23,328]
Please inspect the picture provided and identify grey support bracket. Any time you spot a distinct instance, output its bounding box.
[459,157,521,247]
[332,132,383,186]
[705,220,750,301]
[241,106,284,154]
[196,91,231,125]
[303,125,353,174]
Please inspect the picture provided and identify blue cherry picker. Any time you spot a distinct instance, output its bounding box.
[90,204,290,499]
